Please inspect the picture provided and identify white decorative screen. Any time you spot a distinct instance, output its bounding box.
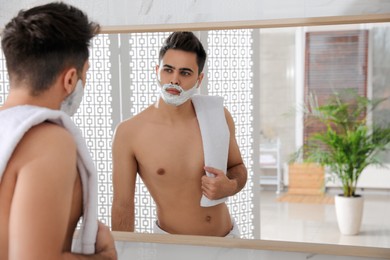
[206,30,255,238]
[0,31,256,238]
[72,34,114,226]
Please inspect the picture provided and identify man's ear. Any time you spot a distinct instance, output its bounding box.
[156,65,163,82]
[197,72,204,87]
[63,68,78,94]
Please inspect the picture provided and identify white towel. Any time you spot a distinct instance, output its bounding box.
[192,95,230,207]
[0,105,97,254]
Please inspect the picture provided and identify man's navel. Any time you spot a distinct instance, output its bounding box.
[157,168,165,175]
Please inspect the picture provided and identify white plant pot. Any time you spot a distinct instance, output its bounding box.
[334,195,364,235]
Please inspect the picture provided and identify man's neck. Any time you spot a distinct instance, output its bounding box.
[153,98,197,123]
[1,88,60,111]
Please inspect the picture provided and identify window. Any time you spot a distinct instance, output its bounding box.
[304,30,369,145]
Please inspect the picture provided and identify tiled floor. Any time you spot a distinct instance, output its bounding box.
[259,187,390,248]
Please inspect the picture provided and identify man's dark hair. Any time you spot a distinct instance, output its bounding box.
[1,2,100,95]
[159,31,207,74]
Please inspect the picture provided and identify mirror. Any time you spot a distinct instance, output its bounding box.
[1,15,389,253]
[105,20,389,248]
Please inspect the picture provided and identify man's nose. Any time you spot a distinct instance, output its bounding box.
[170,72,180,85]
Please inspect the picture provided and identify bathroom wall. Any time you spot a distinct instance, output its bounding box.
[258,28,297,165]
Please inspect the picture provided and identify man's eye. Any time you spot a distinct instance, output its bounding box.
[164,68,172,73]
[181,71,191,76]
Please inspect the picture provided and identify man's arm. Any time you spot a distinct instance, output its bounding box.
[225,107,247,194]
[111,123,138,232]
[201,108,248,200]
[9,123,116,260]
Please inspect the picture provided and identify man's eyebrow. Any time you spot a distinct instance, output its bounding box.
[179,68,194,73]
[163,64,175,69]
[163,64,194,73]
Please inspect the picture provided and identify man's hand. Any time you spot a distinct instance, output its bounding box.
[201,166,237,200]
[95,221,118,259]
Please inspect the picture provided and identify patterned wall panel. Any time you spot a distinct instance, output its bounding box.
[72,34,114,226]
[207,29,255,238]
[127,33,171,115]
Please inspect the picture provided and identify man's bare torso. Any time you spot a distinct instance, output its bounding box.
[124,104,232,236]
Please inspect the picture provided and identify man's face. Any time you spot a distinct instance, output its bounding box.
[156,49,203,95]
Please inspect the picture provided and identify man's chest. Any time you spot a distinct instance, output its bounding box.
[134,122,205,178]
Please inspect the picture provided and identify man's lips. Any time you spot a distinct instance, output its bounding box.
[166,88,181,95]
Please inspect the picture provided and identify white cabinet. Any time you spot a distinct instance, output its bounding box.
[259,138,283,193]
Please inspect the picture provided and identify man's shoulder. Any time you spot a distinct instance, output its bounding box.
[12,122,76,170]
[113,113,147,145]
[117,105,154,128]
[27,122,75,147]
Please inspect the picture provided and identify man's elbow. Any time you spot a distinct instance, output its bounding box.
[236,163,248,192]
[241,164,248,182]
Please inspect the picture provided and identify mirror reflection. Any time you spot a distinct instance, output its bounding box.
[110,31,247,238]
[0,21,389,248]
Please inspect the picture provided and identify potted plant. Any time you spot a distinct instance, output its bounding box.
[294,89,390,235]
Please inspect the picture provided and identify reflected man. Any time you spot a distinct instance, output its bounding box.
[111,31,247,237]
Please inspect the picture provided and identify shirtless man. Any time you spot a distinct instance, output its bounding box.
[0,3,116,259]
[111,31,247,237]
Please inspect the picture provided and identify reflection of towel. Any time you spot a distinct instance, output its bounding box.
[0,105,97,254]
[192,95,230,207]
